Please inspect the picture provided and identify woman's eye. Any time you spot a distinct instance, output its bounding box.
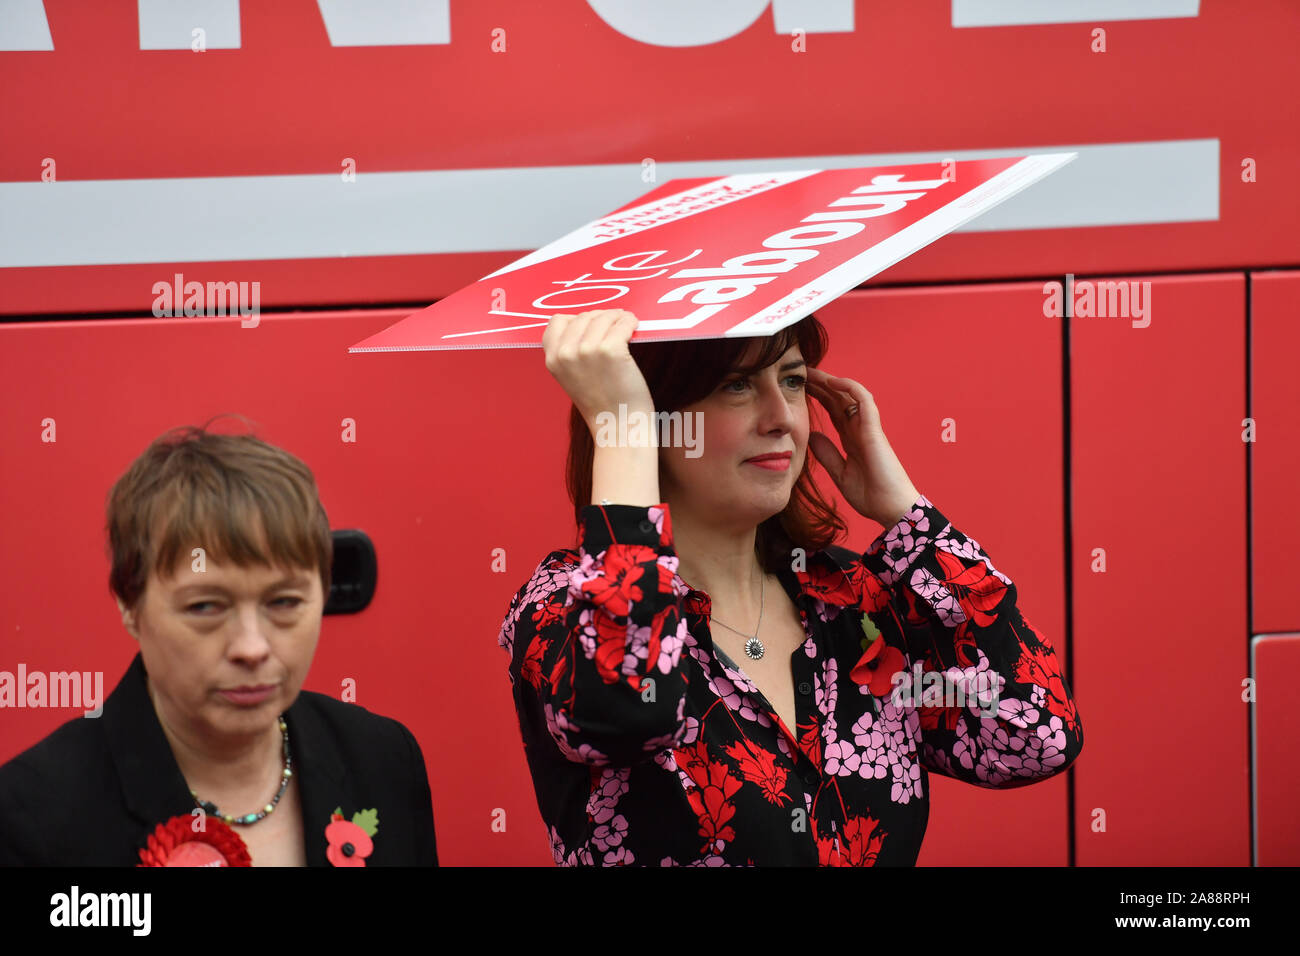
[721,374,804,393]
[185,598,302,613]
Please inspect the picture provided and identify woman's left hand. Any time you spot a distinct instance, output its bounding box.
[806,367,921,528]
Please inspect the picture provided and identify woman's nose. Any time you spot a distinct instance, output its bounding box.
[757,378,796,431]
[227,606,273,661]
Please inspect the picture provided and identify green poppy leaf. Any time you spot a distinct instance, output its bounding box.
[351,808,379,837]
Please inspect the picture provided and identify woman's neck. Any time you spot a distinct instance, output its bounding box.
[148,678,282,794]
[671,505,766,620]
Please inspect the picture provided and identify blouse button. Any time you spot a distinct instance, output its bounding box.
[796,681,812,697]
[637,519,655,534]
[802,768,819,787]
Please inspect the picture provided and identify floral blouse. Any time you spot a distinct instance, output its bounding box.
[497,495,1082,866]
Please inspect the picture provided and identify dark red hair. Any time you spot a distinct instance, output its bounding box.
[564,313,847,572]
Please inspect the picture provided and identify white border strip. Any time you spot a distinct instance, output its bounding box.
[953,0,1200,27]
[0,139,1218,269]
[484,170,817,279]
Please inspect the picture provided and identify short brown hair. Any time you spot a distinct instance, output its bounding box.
[107,416,333,612]
[564,313,847,572]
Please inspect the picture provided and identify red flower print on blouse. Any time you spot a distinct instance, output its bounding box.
[723,741,790,806]
[1014,634,1080,731]
[796,560,882,613]
[919,698,963,733]
[934,550,1007,628]
[857,569,891,614]
[326,808,378,867]
[521,633,549,690]
[675,740,742,853]
[547,651,569,697]
[645,604,676,671]
[797,714,823,769]
[817,814,885,867]
[902,587,929,626]
[531,596,567,632]
[682,589,711,621]
[952,619,980,669]
[579,544,657,616]
[796,561,859,607]
[592,610,630,684]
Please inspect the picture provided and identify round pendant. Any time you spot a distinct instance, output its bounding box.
[744,638,765,661]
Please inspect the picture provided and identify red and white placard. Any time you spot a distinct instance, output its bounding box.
[350,153,1075,351]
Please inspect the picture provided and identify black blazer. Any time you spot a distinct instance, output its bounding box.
[0,654,438,866]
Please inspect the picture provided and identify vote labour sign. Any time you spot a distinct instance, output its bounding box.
[349,154,1075,352]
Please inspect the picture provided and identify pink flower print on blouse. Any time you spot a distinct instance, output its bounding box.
[708,669,772,728]
[602,845,635,865]
[543,701,608,765]
[499,558,572,655]
[935,529,1013,587]
[911,565,967,627]
[825,739,862,776]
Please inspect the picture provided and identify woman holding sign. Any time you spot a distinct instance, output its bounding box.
[499,308,1082,866]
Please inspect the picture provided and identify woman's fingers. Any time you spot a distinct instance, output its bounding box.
[546,310,619,365]
[808,367,868,404]
[596,309,638,346]
[807,431,846,483]
[541,310,653,426]
[808,368,880,434]
[807,379,846,432]
[557,310,596,356]
[541,312,565,355]
[817,370,876,413]
[807,375,856,436]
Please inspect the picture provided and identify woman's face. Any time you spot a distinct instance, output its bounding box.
[118,544,323,745]
[659,341,810,531]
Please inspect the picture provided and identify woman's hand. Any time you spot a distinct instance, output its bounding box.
[542,309,654,429]
[806,367,921,527]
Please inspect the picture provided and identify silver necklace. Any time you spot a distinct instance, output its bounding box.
[709,569,766,660]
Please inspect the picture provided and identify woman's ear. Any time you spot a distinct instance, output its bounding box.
[116,598,141,642]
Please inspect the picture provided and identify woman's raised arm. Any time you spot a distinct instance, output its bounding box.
[499,500,691,767]
[498,310,690,766]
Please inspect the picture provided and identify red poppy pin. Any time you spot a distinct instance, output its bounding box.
[850,614,906,698]
[326,807,378,867]
[137,814,251,867]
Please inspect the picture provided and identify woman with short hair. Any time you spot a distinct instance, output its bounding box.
[0,420,438,866]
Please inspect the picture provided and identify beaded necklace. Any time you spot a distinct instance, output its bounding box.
[189,716,293,826]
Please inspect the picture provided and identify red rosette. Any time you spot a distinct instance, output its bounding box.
[137,814,252,867]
